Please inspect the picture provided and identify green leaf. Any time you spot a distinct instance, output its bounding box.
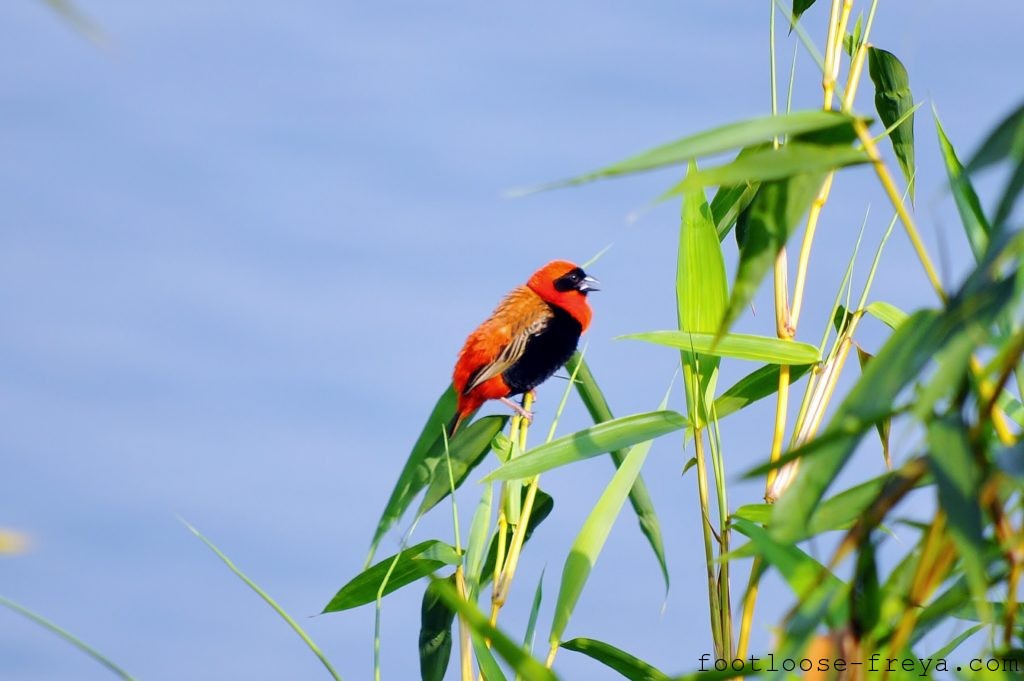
[868,47,916,199]
[323,540,460,613]
[366,385,457,565]
[183,520,343,681]
[927,414,993,628]
[484,411,686,482]
[523,570,545,656]
[429,578,557,681]
[792,0,817,23]
[678,161,729,428]
[419,575,457,681]
[770,273,1016,543]
[621,330,820,365]
[527,111,858,190]
[466,483,495,598]
[473,633,510,681]
[935,109,991,261]
[560,638,671,681]
[549,404,662,646]
[966,101,1024,174]
[864,300,908,329]
[854,345,893,469]
[418,416,509,515]
[671,143,868,190]
[720,172,826,334]
[850,536,881,637]
[565,354,670,594]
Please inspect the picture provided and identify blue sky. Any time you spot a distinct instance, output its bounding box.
[2,1,1022,679]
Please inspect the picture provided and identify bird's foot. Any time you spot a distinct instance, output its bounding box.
[499,397,534,423]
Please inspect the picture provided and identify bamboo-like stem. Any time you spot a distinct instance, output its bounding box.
[735,555,762,659]
[853,120,946,301]
[707,415,733,658]
[694,428,725,657]
[455,566,473,681]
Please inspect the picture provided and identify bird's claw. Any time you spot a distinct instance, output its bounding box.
[499,397,534,423]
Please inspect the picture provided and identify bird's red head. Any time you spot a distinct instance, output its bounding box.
[525,260,599,331]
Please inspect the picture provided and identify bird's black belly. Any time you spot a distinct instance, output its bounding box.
[502,305,582,395]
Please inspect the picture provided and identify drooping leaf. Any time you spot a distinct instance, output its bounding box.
[429,578,557,681]
[366,386,458,565]
[935,109,991,261]
[770,273,1016,543]
[864,300,908,330]
[854,345,892,469]
[621,330,820,365]
[927,414,993,628]
[868,47,916,198]
[549,398,664,647]
[671,143,868,190]
[419,575,457,681]
[524,111,858,191]
[323,540,461,613]
[484,411,686,482]
[418,416,509,515]
[560,638,671,681]
[565,354,670,593]
[792,0,817,24]
[720,172,827,334]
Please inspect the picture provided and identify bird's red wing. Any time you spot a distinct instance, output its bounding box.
[455,287,553,395]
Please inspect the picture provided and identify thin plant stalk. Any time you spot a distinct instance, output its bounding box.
[443,431,474,681]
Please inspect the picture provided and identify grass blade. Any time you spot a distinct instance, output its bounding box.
[712,363,812,422]
[183,520,343,681]
[0,595,137,681]
[621,330,820,365]
[418,416,509,515]
[483,411,686,482]
[565,353,670,593]
[516,111,857,192]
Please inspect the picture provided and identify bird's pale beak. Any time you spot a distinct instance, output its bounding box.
[578,275,600,293]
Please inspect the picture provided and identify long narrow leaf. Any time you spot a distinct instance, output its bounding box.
[560,638,670,681]
[868,47,916,198]
[565,354,670,592]
[484,411,686,482]
[670,143,868,190]
[935,109,991,261]
[520,111,858,191]
[621,330,820,365]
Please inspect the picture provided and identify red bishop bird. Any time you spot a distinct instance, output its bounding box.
[448,260,599,436]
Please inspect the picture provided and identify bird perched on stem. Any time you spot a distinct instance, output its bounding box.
[448,260,599,437]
